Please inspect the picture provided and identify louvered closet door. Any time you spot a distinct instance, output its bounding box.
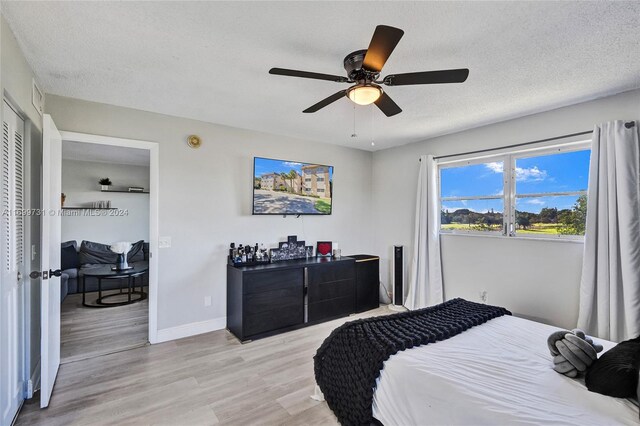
[1,101,26,426]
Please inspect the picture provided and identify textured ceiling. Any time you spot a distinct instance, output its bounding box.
[62,141,150,166]
[3,1,640,151]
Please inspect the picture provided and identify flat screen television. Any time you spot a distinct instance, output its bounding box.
[253,157,333,215]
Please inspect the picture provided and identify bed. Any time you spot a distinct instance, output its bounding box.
[372,315,638,425]
[314,299,639,425]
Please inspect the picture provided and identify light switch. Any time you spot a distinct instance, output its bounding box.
[159,237,172,248]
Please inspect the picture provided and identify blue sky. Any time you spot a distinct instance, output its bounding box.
[254,157,333,180]
[441,150,590,213]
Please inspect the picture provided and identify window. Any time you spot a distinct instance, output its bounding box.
[439,142,591,238]
[440,161,505,234]
[317,177,324,182]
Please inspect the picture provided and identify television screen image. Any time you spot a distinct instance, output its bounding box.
[253,157,333,215]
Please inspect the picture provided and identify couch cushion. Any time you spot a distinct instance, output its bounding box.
[62,268,78,279]
[60,273,69,302]
[61,245,80,270]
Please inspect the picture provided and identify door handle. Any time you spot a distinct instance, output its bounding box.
[29,269,62,279]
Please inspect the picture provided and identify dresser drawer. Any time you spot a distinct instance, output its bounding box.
[244,268,302,295]
[245,287,302,315]
[308,279,354,303]
[308,296,354,323]
[244,304,303,337]
[307,261,354,285]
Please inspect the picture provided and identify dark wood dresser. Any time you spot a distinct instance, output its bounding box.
[227,256,365,342]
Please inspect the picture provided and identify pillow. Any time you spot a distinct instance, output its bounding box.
[127,240,145,262]
[61,240,78,251]
[585,335,640,398]
[61,245,79,271]
[79,240,118,264]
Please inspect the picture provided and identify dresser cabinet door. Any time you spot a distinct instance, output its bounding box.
[243,269,303,337]
[355,259,380,312]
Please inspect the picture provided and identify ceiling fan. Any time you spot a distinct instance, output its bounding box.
[269,25,469,117]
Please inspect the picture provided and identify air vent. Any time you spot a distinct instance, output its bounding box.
[32,79,44,116]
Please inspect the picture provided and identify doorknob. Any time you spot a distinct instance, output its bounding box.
[29,269,62,279]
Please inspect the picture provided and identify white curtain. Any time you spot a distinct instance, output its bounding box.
[405,155,443,310]
[577,120,640,342]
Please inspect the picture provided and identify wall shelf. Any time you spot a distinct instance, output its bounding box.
[100,189,149,194]
[62,207,118,210]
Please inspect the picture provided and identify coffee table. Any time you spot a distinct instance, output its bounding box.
[80,262,149,308]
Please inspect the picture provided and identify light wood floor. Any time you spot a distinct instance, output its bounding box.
[61,290,149,364]
[18,305,391,425]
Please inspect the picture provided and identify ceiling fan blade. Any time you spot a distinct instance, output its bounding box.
[374,92,402,117]
[362,25,405,73]
[269,68,349,83]
[384,68,469,86]
[303,90,348,113]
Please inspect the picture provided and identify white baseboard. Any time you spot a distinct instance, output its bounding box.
[155,317,226,343]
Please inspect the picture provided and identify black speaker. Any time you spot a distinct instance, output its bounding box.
[393,245,403,306]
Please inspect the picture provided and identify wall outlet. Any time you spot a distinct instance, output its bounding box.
[479,290,489,304]
[159,236,172,248]
[204,296,212,307]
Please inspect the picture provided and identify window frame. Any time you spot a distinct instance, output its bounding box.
[437,140,591,240]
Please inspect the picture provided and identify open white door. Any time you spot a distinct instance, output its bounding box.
[40,115,62,408]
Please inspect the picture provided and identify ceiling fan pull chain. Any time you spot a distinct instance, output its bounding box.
[351,104,357,138]
[371,105,375,147]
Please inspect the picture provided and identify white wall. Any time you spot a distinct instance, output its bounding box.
[61,159,150,244]
[45,94,374,332]
[373,89,640,329]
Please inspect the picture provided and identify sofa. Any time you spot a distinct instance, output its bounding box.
[60,240,149,302]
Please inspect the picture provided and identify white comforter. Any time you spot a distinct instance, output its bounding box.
[372,315,638,425]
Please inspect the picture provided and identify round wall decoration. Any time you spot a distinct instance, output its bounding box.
[187,135,202,149]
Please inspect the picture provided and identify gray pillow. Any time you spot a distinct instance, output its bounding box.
[79,240,118,264]
[79,240,145,264]
[61,240,78,251]
[128,240,144,262]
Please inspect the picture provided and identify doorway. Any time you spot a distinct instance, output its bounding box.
[36,120,160,408]
[59,140,152,363]
[60,131,159,352]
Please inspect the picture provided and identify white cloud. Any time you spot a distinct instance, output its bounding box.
[485,162,503,173]
[484,162,548,182]
[525,198,545,205]
[516,166,547,182]
[283,161,302,167]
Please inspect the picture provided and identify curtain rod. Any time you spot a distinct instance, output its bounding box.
[422,121,636,162]
[430,130,592,161]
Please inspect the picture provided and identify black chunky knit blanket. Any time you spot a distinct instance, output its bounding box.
[314,298,511,425]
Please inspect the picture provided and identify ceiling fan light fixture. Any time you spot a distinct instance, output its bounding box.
[348,85,382,106]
